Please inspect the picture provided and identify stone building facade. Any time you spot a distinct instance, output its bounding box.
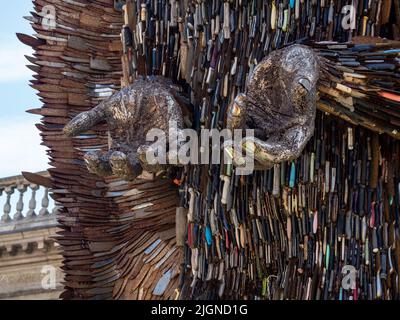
[0,172,63,299]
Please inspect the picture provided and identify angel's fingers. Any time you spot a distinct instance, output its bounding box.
[227,93,247,131]
[63,89,124,136]
[63,105,107,137]
[241,123,313,165]
[83,151,112,177]
[109,151,142,180]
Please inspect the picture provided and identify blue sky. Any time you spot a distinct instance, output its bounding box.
[0,1,49,177]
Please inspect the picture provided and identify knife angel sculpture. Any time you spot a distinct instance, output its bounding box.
[21,0,400,301]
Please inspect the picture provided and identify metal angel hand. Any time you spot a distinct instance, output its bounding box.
[225,44,320,169]
[64,76,186,180]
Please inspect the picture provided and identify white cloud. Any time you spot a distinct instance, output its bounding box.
[0,43,34,83]
[0,118,48,177]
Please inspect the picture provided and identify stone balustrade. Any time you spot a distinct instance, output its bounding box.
[0,171,59,224]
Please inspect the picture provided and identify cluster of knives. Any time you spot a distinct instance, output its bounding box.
[19,0,400,300]
[316,40,400,139]
[179,113,400,300]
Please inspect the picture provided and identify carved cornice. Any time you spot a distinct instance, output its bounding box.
[0,215,60,258]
